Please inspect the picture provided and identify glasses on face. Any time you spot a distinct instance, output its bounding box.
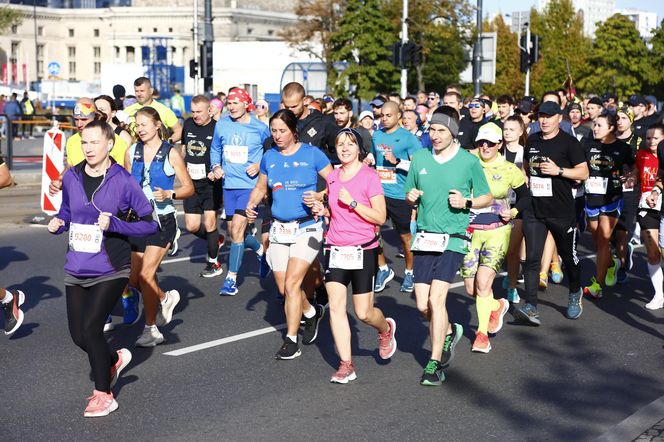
[428,96,437,101]
[476,140,497,148]
[256,105,266,109]
[468,103,482,109]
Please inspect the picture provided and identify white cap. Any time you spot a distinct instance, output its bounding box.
[358,110,374,122]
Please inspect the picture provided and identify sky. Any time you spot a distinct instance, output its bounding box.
[483,0,663,21]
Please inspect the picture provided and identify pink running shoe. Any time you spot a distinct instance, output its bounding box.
[330,361,357,384]
[84,390,118,417]
[488,299,509,335]
[110,348,132,388]
[378,317,397,359]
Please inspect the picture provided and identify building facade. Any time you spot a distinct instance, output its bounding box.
[617,8,659,41]
[539,0,615,38]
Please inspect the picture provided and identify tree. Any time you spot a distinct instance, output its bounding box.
[329,0,399,100]
[482,15,524,99]
[645,19,664,96]
[578,14,652,97]
[0,7,21,35]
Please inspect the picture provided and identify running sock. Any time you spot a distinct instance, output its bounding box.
[379,265,389,272]
[404,268,413,275]
[490,295,500,311]
[206,228,220,261]
[303,305,316,318]
[476,296,493,335]
[286,335,297,343]
[191,228,207,240]
[647,263,664,297]
[229,242,245,274]
[1,289,12,304]
[145,324,158,331]
[243,234,261,253]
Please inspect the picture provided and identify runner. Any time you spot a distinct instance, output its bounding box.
[94,95,133,148]
[569,102,592,143]
[210,87,270,295]
[245,109,332,359]
[458,97,486,149]
[404,109,492,386]
[312,128,396,383]
[462,122,529,353]
[582,113,634,299]
[125,107,194,347]
[514,102,589,325]
[210,98,223,122]
[371,101,422,293]
[47,120,158,417]
[124,77,182,143]
[182,95,224,278]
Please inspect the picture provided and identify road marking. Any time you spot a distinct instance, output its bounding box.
[163,324,287,356]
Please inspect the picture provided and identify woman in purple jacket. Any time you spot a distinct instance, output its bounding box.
[48,120,157,418]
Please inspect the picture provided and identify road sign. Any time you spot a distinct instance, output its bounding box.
[41,127,65,215]
[47,61,60,76]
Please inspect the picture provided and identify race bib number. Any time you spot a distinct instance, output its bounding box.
[376,166,397,185]
[530,177,553,197]
[187,163,207,180]
[224,145,249,164]
[411,232,449,253]
[584,176,608,195]
[329,246,363,270]
[269,220,299,244]
[69,223,103,253]
[639,191,662,211]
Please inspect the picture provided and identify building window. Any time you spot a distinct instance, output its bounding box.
[10,41,19,59]
[37,44,44,58]
[37,26,43,36]
[114,46,120,59]
[247,27,253,35]
[153,27,157,32]
[68,28,74,37]
[69,61,76,77]
[138,27,142,33]
[126,46,135,63]
[94,29,99,37]
[68,46,76,58]
[168,27,173,33]
[268,29,274,36]
[11,25,17,34]
[93,46,100,58]
[94,62,101,75]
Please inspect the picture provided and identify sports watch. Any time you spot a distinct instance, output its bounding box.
[349,200,358,210]
[465,199,472,209]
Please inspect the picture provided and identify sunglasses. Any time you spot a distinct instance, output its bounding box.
[468,103,482,109]
[476,140,497,147]
[428,96,437,100]
[256,105,266,109]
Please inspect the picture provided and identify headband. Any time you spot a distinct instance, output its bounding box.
[74,102,96,118]
[227,88,255,112]
[336,127,366,153]
[429,113,459,138]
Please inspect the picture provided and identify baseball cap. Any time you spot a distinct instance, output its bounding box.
[475,122,502,144]
[323,95,335,103]
[370,96,385,108]
[627,95,648,106]
[538,101,562,116]
[515,100,533,114]
[646,95,658,106]
[358,110,374,122]
[587,97,603,107]
[568,102,583,112]
[601,92,617,102]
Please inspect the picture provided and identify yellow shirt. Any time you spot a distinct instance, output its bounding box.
[66,132,128,167]
[124,100,179,129]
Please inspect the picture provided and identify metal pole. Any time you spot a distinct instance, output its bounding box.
[400,0,408,98]
[203,0,213,93]
[33,0,39,84]
[525,22,530,97]
[193,0,199,95]
[472,0,482,96]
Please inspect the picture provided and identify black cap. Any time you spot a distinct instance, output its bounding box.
[568,102,582,112]
[628,94,648,106]
[588,97,603,107]
[112,84,126,99]
[601,92,617,102]
[515,100,533,114]
[480,98,493,109]
[538,101,562,116]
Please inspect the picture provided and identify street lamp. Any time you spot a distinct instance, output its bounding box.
[33,0,39,85]
[471,0,482,97]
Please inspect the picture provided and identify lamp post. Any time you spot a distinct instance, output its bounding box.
[471,0,482,96]
[400,0,408,98]
[33,0,39,85]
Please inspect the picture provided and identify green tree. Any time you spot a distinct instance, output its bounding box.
[529,1,591,98]
[0,7,21,34]
[578,14,651,97]
[482,15,524,98]
[329,0,399,100]
[645,19,664,96]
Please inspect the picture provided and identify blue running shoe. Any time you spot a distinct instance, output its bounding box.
[502,277,509,290]
[259,254,271,279]
[400,272,414,293]
[121,288,141,325]
[566,290,583,320]
[374,267,395,293]
[513,303,541,326]
[220,277,238,296]
[506,287,520,304]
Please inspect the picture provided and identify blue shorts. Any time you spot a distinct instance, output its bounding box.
[413,250,464,285]
[223,188,252,218]
[585,198,623,220]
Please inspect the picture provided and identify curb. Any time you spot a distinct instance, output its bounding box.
[592,394,664,442]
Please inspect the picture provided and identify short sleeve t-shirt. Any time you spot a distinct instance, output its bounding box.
[525,130,586,219]
[636,149,658,194]
[470,155,526,226]
[372,127,422,200]
[125,100,179,130]
[584,139,634,207]
[326,164,383,248]
[182,117,215,184]
[66,132,128,167]
[260,143,330,222]
[404,146,491,254]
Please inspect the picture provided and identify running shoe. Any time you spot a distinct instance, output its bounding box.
[168,227,181,256]
[501,277,509,290]
[626,242,635,271]
[513,303,541,326]
[2,289,24,335]
[218,233,225,252]
[420,359,444,386]
[471,331,491,353]
[629,236,641,246]
[488,299,509,334]
[110,348,132,388]
[84,390,118,418]
[605,255,620,287]
[538,272,548,290]
[378,317,397,359]
[441,323,463,366]
[645,295,664,310]
[330,361,357,384]
[550,262,563,284]
[258,254,271,278]
[104,315,114,332]
[617,268,629,284]
[374,267,395,293]
[302,304,324,345]
[506,287,520,304]
[517,270,525,284]
[121,288,141,325]
[566,290,583,320]
[200,262,223,278]
[275,338,301,360]
[583,277,603,300]
[400,272,414,293]
[219,277,238,296]
[135,327,165,347]
[155,289,180,326]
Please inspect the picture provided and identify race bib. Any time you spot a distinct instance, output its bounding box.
[187,163,207,180]
[639,191,662,211]
[376,166,397,184]
[530,177,553,197]
[269,220,299,244]
[224,145,249,164]
[329,246,363,270]
[584,176,608,195]
[69,223,103,253]
[411,232,449,253]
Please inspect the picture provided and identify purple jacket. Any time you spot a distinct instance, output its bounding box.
[52,162,158,278]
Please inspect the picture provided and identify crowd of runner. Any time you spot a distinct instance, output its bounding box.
[3,77,664,416]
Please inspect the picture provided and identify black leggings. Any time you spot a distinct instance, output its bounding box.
[66,278,127,393]
[523,214,580,306]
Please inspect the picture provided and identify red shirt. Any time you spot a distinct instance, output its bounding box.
[636,149,658,193]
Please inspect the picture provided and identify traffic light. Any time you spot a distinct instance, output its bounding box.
[189,59,198,78]
[200,42,213,78]
[388,42,401,67]
[529,35,541,66]
[402,42,422,67]
[519,34,529,73]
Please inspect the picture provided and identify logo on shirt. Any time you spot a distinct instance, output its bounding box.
[307,127,317,138]
[283,162,289,168]
[419,168,428,175]
[293,162,300,167]
[273,182,284,192]
[230,134,243,145]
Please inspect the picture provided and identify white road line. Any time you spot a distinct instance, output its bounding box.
[162,251,229,265]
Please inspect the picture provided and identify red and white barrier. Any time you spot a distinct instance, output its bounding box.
[41,126,66,215]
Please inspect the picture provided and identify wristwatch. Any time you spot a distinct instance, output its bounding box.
[171,191,177,200]
[558,167,564,176]
[465,199,472,209]
[349,200,358,210]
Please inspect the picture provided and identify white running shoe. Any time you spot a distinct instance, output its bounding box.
[156,290,180,326]
[135,327,165,347]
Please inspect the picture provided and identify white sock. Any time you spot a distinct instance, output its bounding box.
[405,268,413,275]
[286,335,297,343]
[1,291,12,304]
[379,265,389,272]
[257,245,264,256]
[648,263,664,297]
[208,257,218,264]
[303,305,316,318]
[145,325,158,331]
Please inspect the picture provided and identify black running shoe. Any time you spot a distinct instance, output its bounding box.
[275,338,301,360]
[200,262,223,278]
[440,323,463,366]
[302,304,324,345]
[420,359,445,386]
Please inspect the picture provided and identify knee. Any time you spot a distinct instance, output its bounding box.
[355,307,371,323]
[417,305,429,318]
[283,280,301,298]
[185,220,199,233]
[204,219,216,233]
